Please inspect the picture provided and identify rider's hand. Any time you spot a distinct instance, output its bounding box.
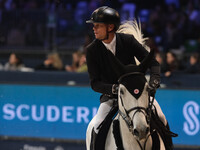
[112,84,119,95]
[149,78,160,89]
[147,76,160,97]
[147,84,156,97]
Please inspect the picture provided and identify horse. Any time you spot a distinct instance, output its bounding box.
[86,49,172,150]
[86,20,177,150]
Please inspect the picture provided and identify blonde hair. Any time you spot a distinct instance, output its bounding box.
[47,52,63,70]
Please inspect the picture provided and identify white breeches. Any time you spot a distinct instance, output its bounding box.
[93,97,167,134]
[93,99,115,133]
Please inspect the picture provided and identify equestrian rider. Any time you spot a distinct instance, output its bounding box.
[86,6,166,149]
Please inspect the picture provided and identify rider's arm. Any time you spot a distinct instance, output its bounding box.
[86,45,114,96]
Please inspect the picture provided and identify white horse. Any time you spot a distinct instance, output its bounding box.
[86,62,166,150]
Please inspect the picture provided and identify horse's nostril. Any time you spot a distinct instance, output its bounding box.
[146,127,150,134]
[133,129,139,137]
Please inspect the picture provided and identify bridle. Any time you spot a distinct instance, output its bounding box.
[118,72,155,150]
[118,90,155,150]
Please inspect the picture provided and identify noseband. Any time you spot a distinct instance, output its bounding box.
[118,94,154,134]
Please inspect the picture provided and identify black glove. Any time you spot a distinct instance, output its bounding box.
[149,78,160,89]
[112,84,119,95]
[147,84,156,97]
[147,76,160,96]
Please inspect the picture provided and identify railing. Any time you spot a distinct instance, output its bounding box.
[0,70,200,89]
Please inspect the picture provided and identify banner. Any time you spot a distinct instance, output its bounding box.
[0,84,99,140]
[157,89,200,146]
[0,84,199,146]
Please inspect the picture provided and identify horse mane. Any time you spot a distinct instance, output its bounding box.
[117,19,150,65]
[117,19,150,51]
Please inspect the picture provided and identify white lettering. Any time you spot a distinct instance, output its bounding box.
[32,105,44,121]
[62,106,74,123]
[3,104,15,120]
[47,106,60,122]
[2,104,97,123]
[183,101,199,135]
[77,107,89,123]
[16,104,30,121]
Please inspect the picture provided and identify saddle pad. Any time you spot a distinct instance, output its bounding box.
[113,120,124,150]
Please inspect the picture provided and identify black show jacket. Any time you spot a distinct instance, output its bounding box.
[86,33,160,96]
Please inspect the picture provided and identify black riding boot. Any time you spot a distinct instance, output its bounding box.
[90,128,97,150]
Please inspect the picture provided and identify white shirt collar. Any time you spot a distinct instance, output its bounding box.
[102,34,116,55]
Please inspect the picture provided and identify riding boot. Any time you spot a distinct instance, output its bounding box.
[90,128,97,150]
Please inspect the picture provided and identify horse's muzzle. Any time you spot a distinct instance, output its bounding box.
[133,126,150,140]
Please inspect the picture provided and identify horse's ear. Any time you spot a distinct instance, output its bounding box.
[123,50,155,74]
[139,50,154,73]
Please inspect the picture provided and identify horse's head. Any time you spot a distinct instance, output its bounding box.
[118,73,150,141]
[117,51,154,141]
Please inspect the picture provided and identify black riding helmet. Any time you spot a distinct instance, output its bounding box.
[86,6,120,31]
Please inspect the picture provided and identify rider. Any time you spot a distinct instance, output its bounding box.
[86,6,166,149]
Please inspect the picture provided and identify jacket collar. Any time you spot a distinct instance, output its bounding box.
[94,33,123,58]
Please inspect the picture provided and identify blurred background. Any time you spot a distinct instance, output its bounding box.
[0,0,200,150]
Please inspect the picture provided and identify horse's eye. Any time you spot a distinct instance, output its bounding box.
[120,89,124,95]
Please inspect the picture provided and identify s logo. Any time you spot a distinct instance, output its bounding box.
[183,101,199,136]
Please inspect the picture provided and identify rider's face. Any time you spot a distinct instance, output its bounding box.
[93,23,107,40]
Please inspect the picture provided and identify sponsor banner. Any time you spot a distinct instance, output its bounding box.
[0,84,200,146]
[0,84,99,140]
[156,89,200,146]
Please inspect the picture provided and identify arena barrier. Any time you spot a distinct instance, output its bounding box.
[0,84,199,147]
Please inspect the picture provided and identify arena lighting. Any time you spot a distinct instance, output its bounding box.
[2,103,97,123]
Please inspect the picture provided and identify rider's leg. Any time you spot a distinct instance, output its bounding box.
[93,99,114,133]
[90,98,114,150]
[152,98,167,126]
